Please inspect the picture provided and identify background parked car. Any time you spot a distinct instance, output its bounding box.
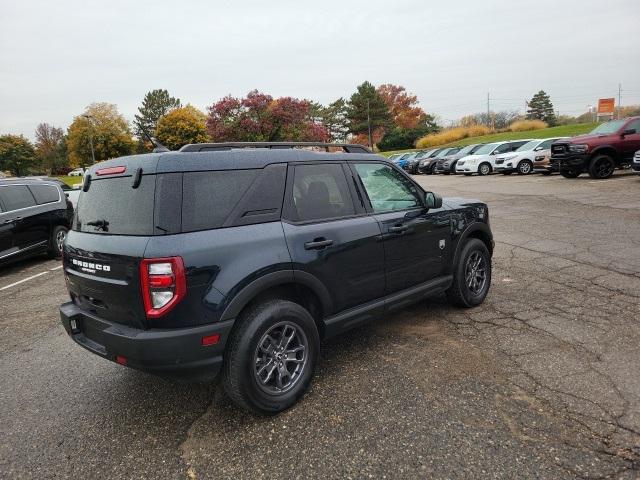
[0,178,73,266]
[455,140,531,176]
[404,149,438,174]
[419,147,460,174]
[68,167,85,177]
[393,152,415,170]
[495,138,566,175]
[551,116,640,179]
[435,144,484,174]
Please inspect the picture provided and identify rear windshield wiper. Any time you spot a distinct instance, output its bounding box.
[86,219,109,231]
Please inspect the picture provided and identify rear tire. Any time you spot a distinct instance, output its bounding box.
[588,154,615,179]
[517,160,533,175]
[223,300,319,415]
[446,238,491,308]
[49,225,67,259]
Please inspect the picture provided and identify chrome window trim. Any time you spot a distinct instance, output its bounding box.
[0,183,62,214]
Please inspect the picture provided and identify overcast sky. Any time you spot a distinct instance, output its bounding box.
[1,0,639,138]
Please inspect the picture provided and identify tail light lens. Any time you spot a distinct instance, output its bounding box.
[140,257,186,318]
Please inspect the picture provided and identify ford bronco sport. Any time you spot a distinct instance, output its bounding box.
[59,142,494,414]
[551,116,640,179]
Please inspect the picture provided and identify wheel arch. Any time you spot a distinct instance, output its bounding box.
[452,223,494,268]
[590,146,618,162]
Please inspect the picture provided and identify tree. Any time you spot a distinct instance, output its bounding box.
[206,90,329,142]
[133,89,181,139]
[527,90,556,126]
[378,115,440,151]
[460,110,521,129]
[316,98,349,142]
[155,105,209,150]
[35,123,66,174]
[67,103,134,168]
[0,134,37,176]
[345,81,392,146]
[377,84,426,129]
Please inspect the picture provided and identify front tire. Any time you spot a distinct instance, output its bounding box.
[478,163,492,176]
[517,160,533,175]
[49,225,68,259]
[223,300,319,415]
[446,238,491,308]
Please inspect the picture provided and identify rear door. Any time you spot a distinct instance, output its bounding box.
[621,118,640,161]
[0,184,49,253]
[351,162,451,293]
[0,198,12,259]
[282,162,385,314]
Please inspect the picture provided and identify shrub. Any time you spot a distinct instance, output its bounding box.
[508,119,547,132]
[415,125,494,149]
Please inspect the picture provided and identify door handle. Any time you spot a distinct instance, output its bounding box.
[304,238,333,250]
[388,224,408,234]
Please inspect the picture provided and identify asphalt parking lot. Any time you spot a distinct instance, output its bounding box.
[1,171,639,479]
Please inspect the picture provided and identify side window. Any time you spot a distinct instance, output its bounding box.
[538,139,554,149]
[625,119,640,133]
[0,185,37,212]
[354,163,421,213]
[28,184,60,205]
[493,144,511,154]
[182,170,258,232]
[291,163,355,222]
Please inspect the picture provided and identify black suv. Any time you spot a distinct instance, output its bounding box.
[59,142,493,414]
[1,178,73,266]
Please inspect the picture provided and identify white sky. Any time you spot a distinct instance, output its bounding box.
[1,0,639,138]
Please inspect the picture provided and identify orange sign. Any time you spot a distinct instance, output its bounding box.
[598,98,615,114]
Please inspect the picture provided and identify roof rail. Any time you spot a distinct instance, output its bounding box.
[178,142,373,154]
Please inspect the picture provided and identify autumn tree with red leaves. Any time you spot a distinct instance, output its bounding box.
[376,84,427,129]
[206,91,329,142]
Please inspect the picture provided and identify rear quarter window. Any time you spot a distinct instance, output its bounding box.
[28,184,60,205]
[181,170,259,232]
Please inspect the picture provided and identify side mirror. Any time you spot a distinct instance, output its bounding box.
[425,192,442,209]
[622,128,636,137]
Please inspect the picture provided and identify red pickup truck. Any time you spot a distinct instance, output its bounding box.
[550,116,640,179]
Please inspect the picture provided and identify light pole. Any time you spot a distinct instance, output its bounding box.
[81,114,96,167]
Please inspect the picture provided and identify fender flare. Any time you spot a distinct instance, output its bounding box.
[452,222,494,267]
[589,145,618,162]
[219,270,333,322]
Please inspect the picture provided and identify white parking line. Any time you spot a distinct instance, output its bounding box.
[49,265,63,271]
[0,271,50,291]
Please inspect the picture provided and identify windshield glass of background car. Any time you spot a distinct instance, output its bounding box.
[516,140,540,152]
[590,120,626,135]
[457,145,475,155]
[473,143,498,155]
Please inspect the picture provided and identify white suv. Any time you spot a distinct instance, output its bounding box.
[495,138,567,175]
[455,140,531,176]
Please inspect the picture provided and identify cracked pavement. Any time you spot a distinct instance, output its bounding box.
[1,171,639,479]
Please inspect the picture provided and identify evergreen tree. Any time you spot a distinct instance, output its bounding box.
[346,81,392,144]
[320,98,349,141]
[133,89,181,139]
[526,90,556,126]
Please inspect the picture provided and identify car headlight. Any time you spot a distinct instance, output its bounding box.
[569,144,589,153]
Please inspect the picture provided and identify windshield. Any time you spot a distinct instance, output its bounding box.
[590,120,626,135]
[414,151,429,159]
[473,143,499,155]
[456,144,477,155]
[516,140,540,152]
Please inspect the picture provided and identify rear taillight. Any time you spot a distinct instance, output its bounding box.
[140,257,186,318]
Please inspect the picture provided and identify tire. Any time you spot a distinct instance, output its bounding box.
[49,225,68,259]
[517,160,533,175]
[478,163,491,176]
[588,154,615,179]
[446,238,492,308]
[223,299,319,415]
[560,169,580,178]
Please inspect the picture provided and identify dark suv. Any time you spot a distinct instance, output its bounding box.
[1,178,72,266]
[551,116,640,179]
[59,142,494,414]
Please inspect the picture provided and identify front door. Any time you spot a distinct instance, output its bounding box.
[282,162,386,315]
[620,118,640,162]
[351,162,451,294]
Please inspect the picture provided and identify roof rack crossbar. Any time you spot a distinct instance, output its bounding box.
[178,142,373,154]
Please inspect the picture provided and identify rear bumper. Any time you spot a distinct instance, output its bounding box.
[60,302,234,381]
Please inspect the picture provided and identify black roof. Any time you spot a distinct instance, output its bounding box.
[85,142,388,176]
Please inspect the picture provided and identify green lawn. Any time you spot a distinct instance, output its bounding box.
[55,175,83,187]
[380,123,598,157]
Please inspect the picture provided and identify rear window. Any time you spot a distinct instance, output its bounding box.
[0,185,37,212]
[181,170,258,232]
[74,175,156,235]
[28,184,60,204]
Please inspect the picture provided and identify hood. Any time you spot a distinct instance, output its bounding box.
[443,197,486,210]
[460,154,490,163]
